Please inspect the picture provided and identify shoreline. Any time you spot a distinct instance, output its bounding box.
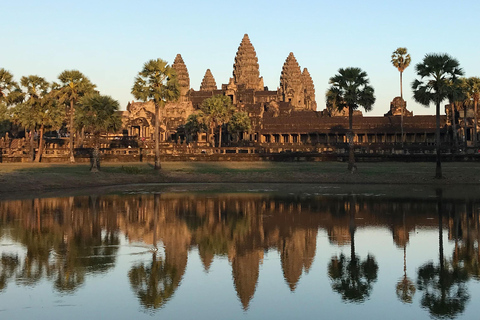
[1,161,479,200]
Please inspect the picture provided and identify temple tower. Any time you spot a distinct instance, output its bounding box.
[200,69,217,91]
[232,34,264,91]
[172,54,190,99]
[279,52,304,109]
[302,68,317,111]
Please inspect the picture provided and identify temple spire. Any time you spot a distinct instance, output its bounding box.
[279,52,304,109]
[172,54,190,97]
[200,69,217,91]
[233,34,264,90]
[302,68,317,111]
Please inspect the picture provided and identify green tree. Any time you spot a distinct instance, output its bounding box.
[131,59,180,170]
[57,70,96,163]
[391,47,412,145]
[446,79,467,153]
[466,77,480,148]
[184,113,207,143]
[412,54,464,178]
[0,69,22,137]
[200,95,235,147]
[77,94,121,172]
[326,68,375,173]
[13,76,51,161]
[228,111,252,142]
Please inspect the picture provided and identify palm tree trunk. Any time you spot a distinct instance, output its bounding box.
[464,102,468,152]
[435,100,442,179]
[90,133,100,172]
[29,129,35,162]
[35,124,44,163]
[218,125,222,148]
[154,103,161,170]
[400,71,404,147]
[452,103,458,152]
[474,100,478,148]
[348,106,356,173]
[69,99,75,163]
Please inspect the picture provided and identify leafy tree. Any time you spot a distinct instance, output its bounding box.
[184,113,207,143]
[391,48,412,145]
[57,70,96,163]
[200,95,235,147]
[228,111,252,142]
[131,59,180,170]
[391,47,411,100]
[326,68,375,173]
[466,77,480,148]
[446,79,467,152]
[412,54,463,178]
[0,69,21,137]
[77,94,121,172]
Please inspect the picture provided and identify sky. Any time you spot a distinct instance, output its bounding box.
[2,0,480,116]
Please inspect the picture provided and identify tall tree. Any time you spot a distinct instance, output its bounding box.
[466,77,480,148]
[132,59,180,170]
[326,67,375,173]
[0,69,21,136]
[57,70,96,163]
[77,94,121,172]
[228,111,252,142]
[412,54,463,178]
[391,48,411,145]
[446,79,467,153]
[14,76,50,161]
[199,95,235,147]
[184,113,207,143]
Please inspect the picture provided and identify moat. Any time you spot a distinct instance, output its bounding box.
[0,185,479,319]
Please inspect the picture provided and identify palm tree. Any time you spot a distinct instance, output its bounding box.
[77,94,121,172]
[228,111,252,142]
[15,76,51,161]
[57,70,96,163]
[0,68,20,106]
[446,79,467,153]
[412,54,463,179]
[326,68,375,173]
[466,77,480,148]
[199,95,236,147]
[391,48,411,145]
[131,59,180,170]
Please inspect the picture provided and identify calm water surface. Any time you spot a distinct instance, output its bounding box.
[0,185,479,320]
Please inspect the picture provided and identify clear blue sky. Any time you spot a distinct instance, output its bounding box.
[2,0,479,116]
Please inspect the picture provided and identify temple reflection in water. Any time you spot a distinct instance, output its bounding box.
[0,191,479,319]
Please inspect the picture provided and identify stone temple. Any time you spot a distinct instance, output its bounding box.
[122,34,473,149]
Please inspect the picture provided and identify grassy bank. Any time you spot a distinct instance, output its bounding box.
[0,161,479,197]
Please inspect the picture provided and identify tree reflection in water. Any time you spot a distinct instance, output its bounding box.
[328,197,378,302]
[1,191,480,317]
[128,251,181,310]
[417,190,470,319]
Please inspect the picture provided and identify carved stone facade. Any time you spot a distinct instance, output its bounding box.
[172,54,190,100]
[279,52,305,110]
[121,34,462,147]
[200,69,217,91]
[232,34,264,91]
[384,97,413,117]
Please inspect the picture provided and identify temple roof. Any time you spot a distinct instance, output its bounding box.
[233,34,263,91]
[200,69,217,91]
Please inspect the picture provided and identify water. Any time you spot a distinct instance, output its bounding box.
[0,185,479,320]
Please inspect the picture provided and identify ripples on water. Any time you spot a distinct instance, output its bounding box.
[0,186,479,320]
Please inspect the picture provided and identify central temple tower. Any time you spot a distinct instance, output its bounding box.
[232,34,264,91]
